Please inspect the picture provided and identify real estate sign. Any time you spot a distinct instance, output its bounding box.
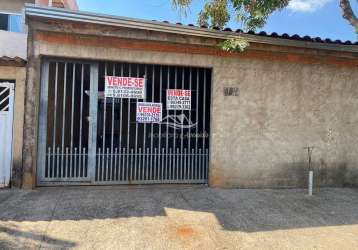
[105,76,145,99]
[166,89,191,110]
[136,102,162,123]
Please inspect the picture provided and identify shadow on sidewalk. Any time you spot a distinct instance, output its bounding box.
[0,187,357,233]
[0,224,76,249]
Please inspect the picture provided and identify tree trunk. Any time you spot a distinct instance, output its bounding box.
[340,0,358,31]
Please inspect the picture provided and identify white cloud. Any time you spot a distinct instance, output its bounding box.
[287,0,332,12]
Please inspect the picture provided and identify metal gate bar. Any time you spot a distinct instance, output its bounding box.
[39,61,91,183]
[94,148,208,183]
[94,62,211,184]
[38,59,211,185]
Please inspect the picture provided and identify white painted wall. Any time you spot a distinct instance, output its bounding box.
[0,82,14,187]
[0,30,27,59]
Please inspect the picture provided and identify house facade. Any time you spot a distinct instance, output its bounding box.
[0,0,77,187]
[2,3,358,189]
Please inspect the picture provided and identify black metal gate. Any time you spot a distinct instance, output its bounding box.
[37,59,211,185]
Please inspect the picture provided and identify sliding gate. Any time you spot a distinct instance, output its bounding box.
[37,59,211,185]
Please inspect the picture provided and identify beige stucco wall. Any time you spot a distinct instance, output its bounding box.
[210,58,358,188]
[0,65,26,187]
[22,20,358,188]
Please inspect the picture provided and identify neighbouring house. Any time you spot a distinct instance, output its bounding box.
[0,0,77,187]
[2,1,358,189]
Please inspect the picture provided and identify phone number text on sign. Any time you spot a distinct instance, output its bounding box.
[136,102,162,123]
[105,76,145,99]
[166,89,191,110]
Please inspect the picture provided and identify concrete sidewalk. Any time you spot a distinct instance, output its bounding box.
[0,186,357,249]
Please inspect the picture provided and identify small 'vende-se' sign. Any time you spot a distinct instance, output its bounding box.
[105,76,145,99]
[136,102,162,123]
[166,89,191,110]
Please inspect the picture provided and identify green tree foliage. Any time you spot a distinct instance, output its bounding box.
[340,0,358,36]
[173,0,289,51]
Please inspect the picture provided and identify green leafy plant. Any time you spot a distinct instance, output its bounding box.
[340,0,358,40]
[173,0,289,52]
[221,37,250,51]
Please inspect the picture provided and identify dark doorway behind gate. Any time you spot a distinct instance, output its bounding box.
[37,59,212,186]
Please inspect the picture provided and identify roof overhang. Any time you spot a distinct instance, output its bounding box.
[0,56,26,67]
[25,4,358,54]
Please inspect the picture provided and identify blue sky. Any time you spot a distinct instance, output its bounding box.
[77,0,358,42]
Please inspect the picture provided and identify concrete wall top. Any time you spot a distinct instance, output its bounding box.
[24,4,358,56]
[26,16,358,70]
[0,0,34,14]
[0,30,27,59]
[0,0,78,14]
[24,6,358,66]
[35,0,78,10]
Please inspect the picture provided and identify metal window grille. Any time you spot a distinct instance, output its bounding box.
[0,86,10,112]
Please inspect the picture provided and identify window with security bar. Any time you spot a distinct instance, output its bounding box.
[0,86,10,112]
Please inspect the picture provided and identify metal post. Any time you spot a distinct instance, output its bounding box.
[110,64,115,181]
[134,64,139,181]
[202,69,206,179]
[150,65,155,180]
[60,63,67,178]
[304,146,314,196]
[114,147,118,181]
[79,65,84,176]
[102,63,108,181]
[88,63,98,182]
[174,67,177,180]
[56,147,59,178]
[106,147,109,180]
[180,68,184,180]
[308,171,313,196]
[188,68,192,180]
[195,69,199,180]
[69,63,76,178]
[52,62,59,177]
[126,64,132,181]
[119,63,124,179]
[97,148,101,181]
[139,147,142,181]
[142,65,148,181]
[191,148,194,180]
[74,147,78,177]
[166,67,170,180]
[169,148,172,181]
[38,61,50,182]
[159,66,163,180]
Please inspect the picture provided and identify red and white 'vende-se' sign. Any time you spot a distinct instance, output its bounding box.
[136,102,162,123]
[105,76,145,99]
[166,89,191,110]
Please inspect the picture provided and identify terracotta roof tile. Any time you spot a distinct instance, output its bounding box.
[158,20,356,46]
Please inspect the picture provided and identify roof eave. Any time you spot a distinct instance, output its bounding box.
[24,3,358,54]
[0,56,27,67]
